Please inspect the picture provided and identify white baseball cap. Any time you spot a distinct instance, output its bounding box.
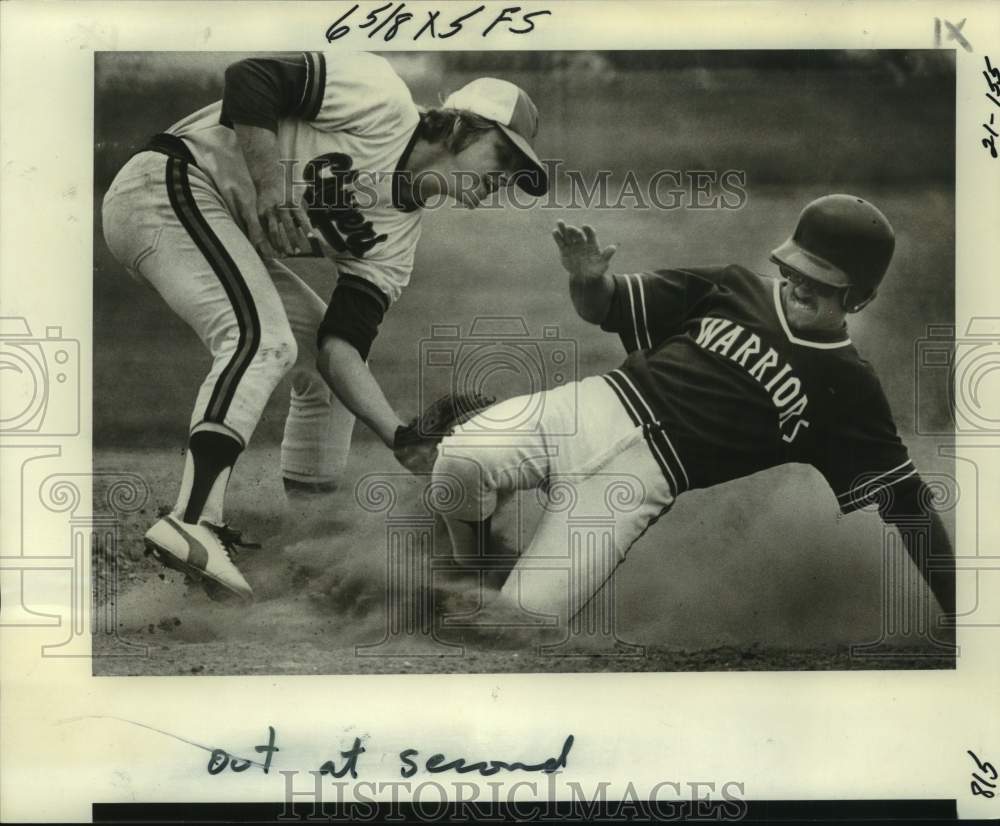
[442,77,548,196]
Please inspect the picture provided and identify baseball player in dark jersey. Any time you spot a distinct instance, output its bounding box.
[102,51,547,600]
[431,195,955,641]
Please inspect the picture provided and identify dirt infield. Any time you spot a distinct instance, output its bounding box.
[91,444,955,676]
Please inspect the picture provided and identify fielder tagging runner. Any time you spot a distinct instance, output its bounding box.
[102,51,547,600]
[427,196,956,640]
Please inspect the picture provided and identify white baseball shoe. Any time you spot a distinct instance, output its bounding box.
[144,515,254,602]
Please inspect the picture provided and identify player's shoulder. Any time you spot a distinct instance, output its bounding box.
[318,50,414,102]
[683,263,771,289]
[691,263,774,301]
[644,263,760,287]
[304,50,418,132]
[321,50,401,78]
[818,342,890,405]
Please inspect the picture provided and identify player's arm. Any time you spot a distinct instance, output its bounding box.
[554,223,723,352]
[877,477,956,644]
[552,222,617,324]
[821,377,955,647]
[221,55,315,257]
[315,278,404,448]
[318,337,403,447]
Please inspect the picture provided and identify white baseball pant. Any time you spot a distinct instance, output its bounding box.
[432,375,675,623]
[101,150,355,487]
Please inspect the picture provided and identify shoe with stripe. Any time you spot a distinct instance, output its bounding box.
[144,515,254,602]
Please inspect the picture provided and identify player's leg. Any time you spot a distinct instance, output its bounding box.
[102,153,296,599]
[430,375,618,590]
[431,388,561,572]
[267,259,356,495]
[477,375,674,626]
[497,434,673,626]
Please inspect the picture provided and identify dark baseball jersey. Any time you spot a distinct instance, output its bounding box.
[599,265,917,513]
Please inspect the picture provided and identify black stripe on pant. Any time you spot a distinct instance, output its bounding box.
[164,156,262,428]
[601,374,642,426]
[601,373,686,498]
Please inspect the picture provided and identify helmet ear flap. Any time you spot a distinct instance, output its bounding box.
[844,287,877,313]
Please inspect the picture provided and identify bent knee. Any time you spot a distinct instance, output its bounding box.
[258,334,298,376]
[217,332,297,390]
[431,451,498,522]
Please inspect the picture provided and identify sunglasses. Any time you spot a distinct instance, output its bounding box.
[779,266,843,299]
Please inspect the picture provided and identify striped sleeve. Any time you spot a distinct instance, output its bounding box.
[219,51,413,134]
[305,51,417,136]
[294,52,326,121]
[221,53,317,131]
[813,373,917,515]
[834,459,919,515]
[600,268,720,354]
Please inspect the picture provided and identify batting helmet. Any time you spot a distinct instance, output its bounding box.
[770,194,895,310]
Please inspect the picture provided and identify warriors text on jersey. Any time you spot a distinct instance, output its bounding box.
[599,265,916,513]
[166,51,421,303]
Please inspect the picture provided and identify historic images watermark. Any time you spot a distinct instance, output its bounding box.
[1,315,149,657]
[851,319,1000,660]
[279,772,749,822]
[280,158,748,215]
[419,317,579,437]
[0,317,80,436]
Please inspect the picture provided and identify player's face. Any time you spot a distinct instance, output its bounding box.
[779,266,848,333]
[448,130,522,208]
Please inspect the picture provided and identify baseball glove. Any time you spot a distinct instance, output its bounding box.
[393,390,495,474]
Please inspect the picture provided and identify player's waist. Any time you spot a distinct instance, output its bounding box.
[602,365,803,495]
[139,133,198,167]
[600,370,691,498]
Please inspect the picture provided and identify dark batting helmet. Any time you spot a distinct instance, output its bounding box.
[770,194,895,311]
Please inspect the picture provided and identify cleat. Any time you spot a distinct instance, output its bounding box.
[144,516,254,602]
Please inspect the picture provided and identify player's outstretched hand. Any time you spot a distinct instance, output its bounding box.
[552,221,617,280]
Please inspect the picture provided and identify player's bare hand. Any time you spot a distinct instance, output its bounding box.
[234,195,278,260]
[254,175,313,258]
[552,221,617,280]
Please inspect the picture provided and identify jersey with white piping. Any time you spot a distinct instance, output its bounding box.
[600,265,914,511]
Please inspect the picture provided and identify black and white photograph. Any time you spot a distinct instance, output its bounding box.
[2,2,999,822]
[91,48,957,675]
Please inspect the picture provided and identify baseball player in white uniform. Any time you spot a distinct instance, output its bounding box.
[102,51,547,600]
[430,199,955,642]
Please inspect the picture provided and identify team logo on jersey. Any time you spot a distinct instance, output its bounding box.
[694,317,810,443]
[303,152,388,258]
